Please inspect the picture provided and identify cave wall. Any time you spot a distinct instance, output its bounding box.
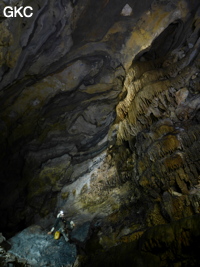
[83,214,200,267]
[0,0,200,248]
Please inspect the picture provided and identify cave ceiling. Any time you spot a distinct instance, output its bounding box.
[0,0,200,242]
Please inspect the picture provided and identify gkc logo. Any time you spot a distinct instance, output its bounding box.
[3,6,33,18]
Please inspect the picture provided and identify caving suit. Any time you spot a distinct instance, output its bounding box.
[50,216,69,242]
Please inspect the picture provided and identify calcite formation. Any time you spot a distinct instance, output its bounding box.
[1,0,200,265]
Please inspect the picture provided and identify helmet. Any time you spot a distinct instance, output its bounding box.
[57,210,64,218]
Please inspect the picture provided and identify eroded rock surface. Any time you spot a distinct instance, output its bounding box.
[8,225,77,267]
[84,214,200,267]
[1,0,200,266]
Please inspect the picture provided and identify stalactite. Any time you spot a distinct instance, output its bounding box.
[116,38,200,142]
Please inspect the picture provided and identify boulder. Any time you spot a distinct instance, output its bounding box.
[8,225,77,267]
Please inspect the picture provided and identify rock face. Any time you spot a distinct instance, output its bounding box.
[1,0,200,266]
[8,225,77,267]
[84,214,200,267]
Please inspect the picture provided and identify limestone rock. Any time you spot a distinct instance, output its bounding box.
[121,4,132,16]
[8,225,77,266]
[83,215,200,267]
[0,0,200,266]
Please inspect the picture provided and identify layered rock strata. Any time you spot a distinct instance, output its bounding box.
[0,0,200,265]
